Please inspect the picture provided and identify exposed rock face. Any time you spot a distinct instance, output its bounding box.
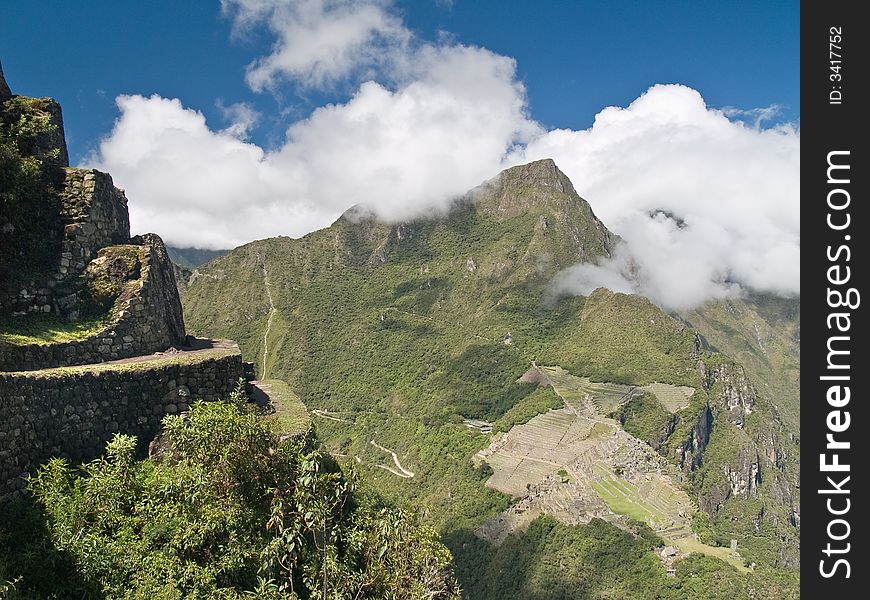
[670,358,797,542]
[496,158,577,195]
[131,233,186,347]
[708,363,755,428]
[647,412,678,452]
[674,403,712,470]
[696,445,763,515]
[473,158,618,264]
[726,450,761,498]
[0,60,11,101]
[338,158,618,277]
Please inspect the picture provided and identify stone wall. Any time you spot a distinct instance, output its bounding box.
[0,347,244,499]
[0,86,66,312]
[59,169,131,281]
[5,168,130,318]
[132,233,186,345]
[0,235,186,371]
[0,64,254,504]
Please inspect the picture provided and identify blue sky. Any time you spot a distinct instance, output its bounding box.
[1,1,799,307]
[2,0,798,164]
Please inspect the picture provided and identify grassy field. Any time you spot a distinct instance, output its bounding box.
[482,363,750,572]
[590,465,685,527]
[540,366,633,414]
[642,383,695,412]
[0,314,108,346]
[256,378,310,435]
[674,535,748,572]
[587,464,748,571]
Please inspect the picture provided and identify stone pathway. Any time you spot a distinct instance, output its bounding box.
[4,338,239,375]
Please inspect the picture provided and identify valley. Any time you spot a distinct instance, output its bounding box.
[181,159,801,596]
[0,4,801,590]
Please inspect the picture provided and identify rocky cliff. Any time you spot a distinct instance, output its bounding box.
[1,71,186,368]
[0,66,245,500]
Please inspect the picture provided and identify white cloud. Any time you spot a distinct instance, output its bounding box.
[87,42,535,249]
[510,84,800,310]
[86,3,799,311]
[222,0,410,90]
[217,101,261,139]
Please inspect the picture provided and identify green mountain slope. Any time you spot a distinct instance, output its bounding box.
[682,294,800,432]
[182,159,799,595]
[167,246,228,269]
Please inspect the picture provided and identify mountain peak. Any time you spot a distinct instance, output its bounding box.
[332,158,616,269]
[496,158,577,195]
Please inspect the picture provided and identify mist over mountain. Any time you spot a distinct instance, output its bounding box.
[181,160,800,594]
[83,0,798,311]
[1,1,800,596]
[166,246,228,269]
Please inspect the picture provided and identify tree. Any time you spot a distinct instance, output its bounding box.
[15,394,459,599]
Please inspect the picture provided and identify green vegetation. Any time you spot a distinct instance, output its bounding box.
[0,77,800,597]
[493,385,563,432]
[684,409,799,567]
[166,246,228,270]
[613,391,675,448]
[0,242,139,344]
[642,382,695,412]
[682,294,800,431]
[0,397,459,599]
[448,516,798,600]
[1,97,131,338]
[591,472,670,525]
[259,379,311,435]
[557,291,699,386]
[541,367,633,413]
[315,410,513,535]
[587,467,747,571]
[0,313,108,346]
[180,162,800,591]
[0,95,65,296]
[82,244,143,316]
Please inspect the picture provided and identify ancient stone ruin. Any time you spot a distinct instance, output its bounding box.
[0,64,185,370]
[0,62,249,498]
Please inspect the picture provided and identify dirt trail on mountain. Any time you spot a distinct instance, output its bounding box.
[370,440,415,478]
[257,253,277,379]
[311,409,353,423]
